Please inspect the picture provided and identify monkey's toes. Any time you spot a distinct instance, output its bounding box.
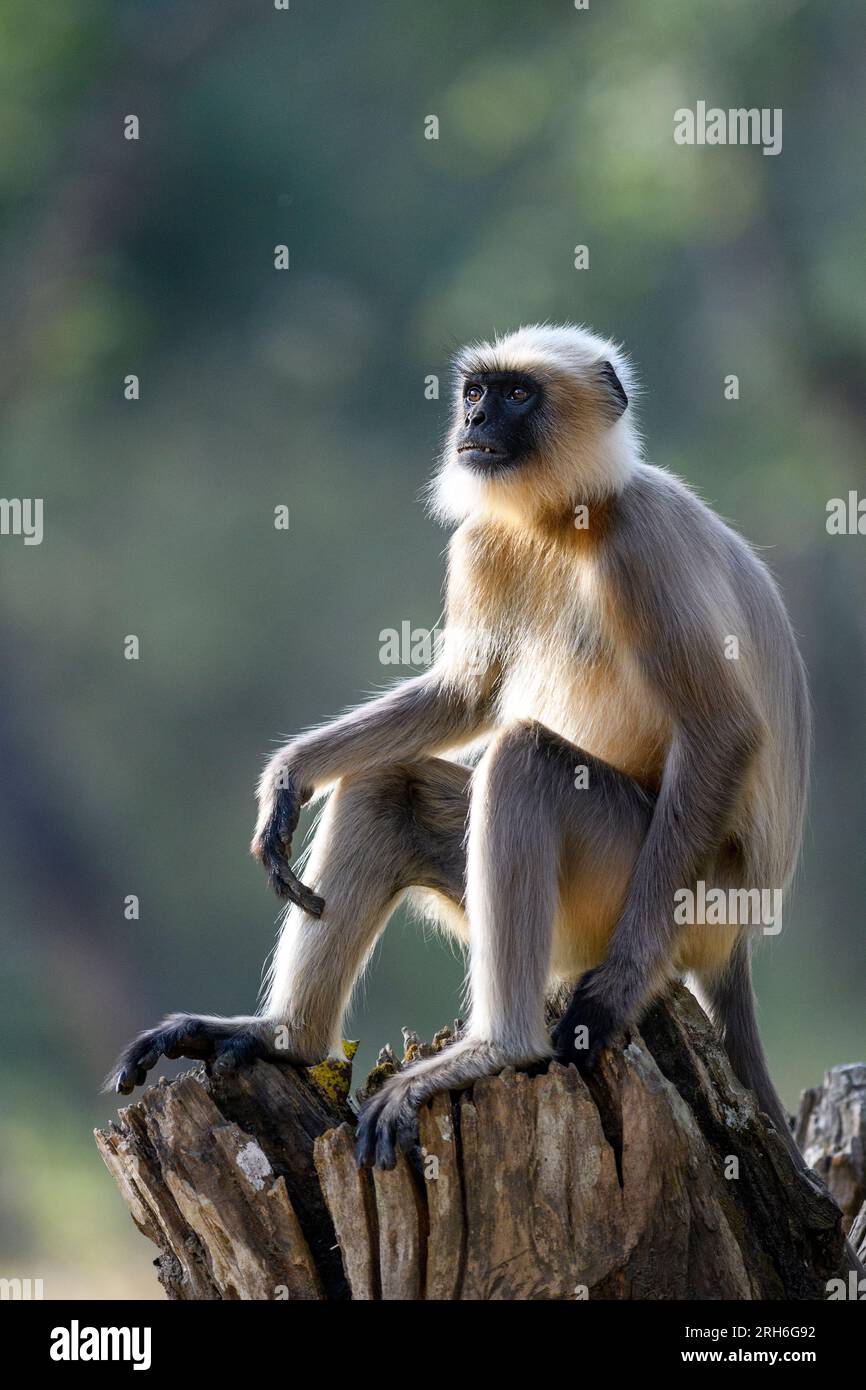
[269,862,325,917]
[108,1014,221,1096]
[354,1090,420,1170]
[209,1030,269,1077]
[355,1097,397,1170]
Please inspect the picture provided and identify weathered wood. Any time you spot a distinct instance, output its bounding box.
[96,983,863,1300]
[313,1123,378,1299]
[850,1204,866,1265]
[795,1063,866,1234]
[96,1059,348,1299]
[417,1094,464,1300]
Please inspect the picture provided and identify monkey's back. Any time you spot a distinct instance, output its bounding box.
[610,464,811,890]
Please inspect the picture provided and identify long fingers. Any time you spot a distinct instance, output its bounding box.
[255,787,324,914]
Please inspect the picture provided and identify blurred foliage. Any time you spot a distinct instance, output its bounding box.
[0,0,864,1296]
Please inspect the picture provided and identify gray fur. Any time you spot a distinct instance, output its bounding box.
[698,933,798,1155]
[110,326,811,1190]
[580,464,809,1032]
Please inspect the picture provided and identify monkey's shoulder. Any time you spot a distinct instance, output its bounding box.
[614,464,733,547]
[607,464,772,596]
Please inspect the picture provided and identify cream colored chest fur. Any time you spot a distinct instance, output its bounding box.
[473,537,670,786]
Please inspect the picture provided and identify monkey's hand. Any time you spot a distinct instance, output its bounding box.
[551,967,619,1072]
[251,773,324,915]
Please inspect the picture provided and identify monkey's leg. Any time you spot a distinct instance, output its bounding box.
[258,758,470,1060]
[356,720,654,1167]
[109,758,469,1095]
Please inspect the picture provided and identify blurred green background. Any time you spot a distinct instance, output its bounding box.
[1,0,864,1299]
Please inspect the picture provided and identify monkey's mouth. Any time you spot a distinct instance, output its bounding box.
[457,441,506,459]
[457,440,517,473]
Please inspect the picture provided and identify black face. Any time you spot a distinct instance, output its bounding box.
[457,371,543,473]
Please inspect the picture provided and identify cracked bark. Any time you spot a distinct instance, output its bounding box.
[95,983,865,1300]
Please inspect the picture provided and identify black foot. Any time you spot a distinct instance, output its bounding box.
[107,1015,268,1096]
[354,1086,420,1171]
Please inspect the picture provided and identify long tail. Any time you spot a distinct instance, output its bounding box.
[699,935,801,1166]
[700,936,865,1279]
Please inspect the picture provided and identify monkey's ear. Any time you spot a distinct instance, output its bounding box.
[597,359,628,421]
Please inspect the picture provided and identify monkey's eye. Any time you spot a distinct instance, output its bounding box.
[464,384,483,403]
[507,385,530,403]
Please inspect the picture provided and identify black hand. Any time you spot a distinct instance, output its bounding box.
[257,782,324,915]
[551,967,618,1071]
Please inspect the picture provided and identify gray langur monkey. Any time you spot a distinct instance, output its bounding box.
[111,322,810,1173]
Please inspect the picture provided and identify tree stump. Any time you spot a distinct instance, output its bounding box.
[95,983,864,1300]
[795,1063,866,1239]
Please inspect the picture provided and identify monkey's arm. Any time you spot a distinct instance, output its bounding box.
[561,695,759,1055]
[605,706,756,977]
[558,503,762,1054]
[254,523,497,906]
[252,664,494,905]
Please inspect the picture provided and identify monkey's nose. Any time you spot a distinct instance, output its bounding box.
[467,408,486,426]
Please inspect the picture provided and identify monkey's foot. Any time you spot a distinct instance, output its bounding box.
[107,1014,321,1096]
[550,966,619,1070]
[354,1037,539,1170]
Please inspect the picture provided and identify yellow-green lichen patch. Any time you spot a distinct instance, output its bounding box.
[307,1039,359,1107]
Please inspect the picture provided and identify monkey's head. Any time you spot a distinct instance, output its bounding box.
[431,323,639,526]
